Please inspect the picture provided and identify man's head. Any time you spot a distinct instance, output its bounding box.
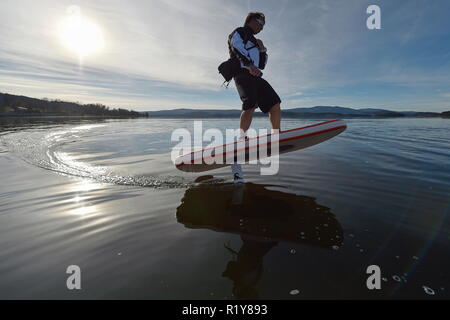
[244,12,265,34]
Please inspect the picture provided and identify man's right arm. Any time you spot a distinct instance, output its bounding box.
[230,29,262,76]
[229,29,253,67]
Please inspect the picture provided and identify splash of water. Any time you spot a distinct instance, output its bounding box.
[0,124,191,189]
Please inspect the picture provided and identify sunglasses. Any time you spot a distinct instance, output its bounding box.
[255,17,265,26]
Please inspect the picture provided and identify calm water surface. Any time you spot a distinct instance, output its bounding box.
[0,117,449,299]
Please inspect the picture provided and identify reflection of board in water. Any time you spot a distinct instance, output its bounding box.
[176,182,343,247]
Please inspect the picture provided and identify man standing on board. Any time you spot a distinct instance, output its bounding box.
[228,12,282,182]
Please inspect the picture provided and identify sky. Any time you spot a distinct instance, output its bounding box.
[1,0,450,112]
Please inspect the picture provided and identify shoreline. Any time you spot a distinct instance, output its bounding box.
[0,114,145,119]
[2,114,447,120]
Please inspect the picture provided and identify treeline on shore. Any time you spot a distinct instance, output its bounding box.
[2,92,449,119]
[0,92,142,117]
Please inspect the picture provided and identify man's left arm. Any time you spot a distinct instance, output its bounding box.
[256,39,268,70]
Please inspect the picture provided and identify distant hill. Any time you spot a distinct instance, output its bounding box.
[0,92,142,117]
[142,106,446,119]
[141,108,242,118]
[2,92,446,119]
[286,106,394,114]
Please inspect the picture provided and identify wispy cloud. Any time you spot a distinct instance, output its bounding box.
[1,0,450,111]
[285,91,303,98]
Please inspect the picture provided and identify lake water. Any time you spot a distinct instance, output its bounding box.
[0,117,449,299]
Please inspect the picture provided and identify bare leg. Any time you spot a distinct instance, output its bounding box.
[240,106,257,136]
[233,106,256,183]
[269,103,281,130]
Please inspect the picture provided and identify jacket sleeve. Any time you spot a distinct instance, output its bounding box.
[230,29,253,66]
[259,51,268,70]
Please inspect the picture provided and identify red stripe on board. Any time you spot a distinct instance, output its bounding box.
[179,119,342,156]
[176,124,346,167]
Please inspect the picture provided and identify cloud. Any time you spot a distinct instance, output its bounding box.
[1,0,450,111]
[285,91,303,98]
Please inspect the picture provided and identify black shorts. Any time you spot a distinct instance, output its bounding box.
[233,70,281,113]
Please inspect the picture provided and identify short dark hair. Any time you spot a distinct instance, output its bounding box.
[244,12,265,26]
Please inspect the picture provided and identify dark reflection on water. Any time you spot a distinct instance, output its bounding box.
[177,182,342,299]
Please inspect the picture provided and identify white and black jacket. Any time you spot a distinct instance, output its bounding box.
[228,26,268,70]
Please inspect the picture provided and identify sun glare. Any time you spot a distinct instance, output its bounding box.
[59,5,104,57]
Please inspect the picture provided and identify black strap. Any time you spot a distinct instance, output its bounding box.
[221,80,231,88]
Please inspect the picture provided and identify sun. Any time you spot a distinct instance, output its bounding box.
[58,5,104,56]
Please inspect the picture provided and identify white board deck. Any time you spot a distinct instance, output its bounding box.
[175,119,347,172]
